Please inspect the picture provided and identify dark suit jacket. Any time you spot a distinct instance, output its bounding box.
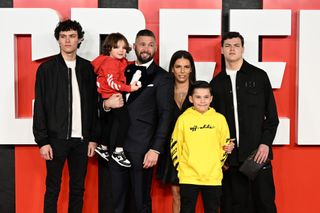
[123,61,174,154]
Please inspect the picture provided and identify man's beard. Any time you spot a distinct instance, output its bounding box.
[135,51,154,64]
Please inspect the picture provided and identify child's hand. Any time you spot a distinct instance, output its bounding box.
[130,81,142,92]
[223,139,235,154]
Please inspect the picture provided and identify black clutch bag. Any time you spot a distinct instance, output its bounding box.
[239,149,270,180]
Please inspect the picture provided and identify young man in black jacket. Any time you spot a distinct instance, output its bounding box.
[33,19,98,213]
[210,32,279,213]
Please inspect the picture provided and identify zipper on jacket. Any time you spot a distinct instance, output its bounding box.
[67,68,73,140]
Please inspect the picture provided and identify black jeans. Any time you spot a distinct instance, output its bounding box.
[220,164,276,213]
[180,184,222,213]
[44,138,88,213]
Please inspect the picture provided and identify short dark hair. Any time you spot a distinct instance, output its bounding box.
[169,50,196,84]
[135,29,156,40]
[189,80,213,96]
[102,33,132,55]
[222,31,244,47]
[54,19,84,48]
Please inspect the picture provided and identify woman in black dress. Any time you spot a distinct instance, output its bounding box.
[157,50,196,213]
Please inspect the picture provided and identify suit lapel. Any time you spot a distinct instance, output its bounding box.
[125,62,157,104]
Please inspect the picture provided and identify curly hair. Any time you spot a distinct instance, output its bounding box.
[54,19,84,48]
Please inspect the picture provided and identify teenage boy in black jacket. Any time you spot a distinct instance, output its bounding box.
[210,32,279,213]
[33,19,98,213]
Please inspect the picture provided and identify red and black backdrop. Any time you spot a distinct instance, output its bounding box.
[1,0,320,212]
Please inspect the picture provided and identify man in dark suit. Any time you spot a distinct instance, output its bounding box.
[103,29,173,213]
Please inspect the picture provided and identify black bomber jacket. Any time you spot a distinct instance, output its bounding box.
[33,54,99,147]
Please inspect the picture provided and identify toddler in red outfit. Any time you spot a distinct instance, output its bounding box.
[92,33,141,167]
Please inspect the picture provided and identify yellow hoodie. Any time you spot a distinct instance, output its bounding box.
[171,107,230,186]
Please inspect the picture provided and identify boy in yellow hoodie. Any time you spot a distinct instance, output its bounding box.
[171,80,234,213]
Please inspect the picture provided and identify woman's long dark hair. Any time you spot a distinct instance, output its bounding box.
[169,50,196,84]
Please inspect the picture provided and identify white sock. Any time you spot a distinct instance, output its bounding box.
[115,147,123,153]
[101,145,108,150]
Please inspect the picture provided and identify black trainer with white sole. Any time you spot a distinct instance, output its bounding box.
[112,151,131,167]
[95,145,109,161]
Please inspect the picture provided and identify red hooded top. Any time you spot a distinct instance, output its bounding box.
[92,55,132,98]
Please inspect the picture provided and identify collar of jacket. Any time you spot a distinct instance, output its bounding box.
[220,59,251,79]
[56,53,81,68]
[55,53,85,91]
[146,60,157,75]
[127,60,157,75]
